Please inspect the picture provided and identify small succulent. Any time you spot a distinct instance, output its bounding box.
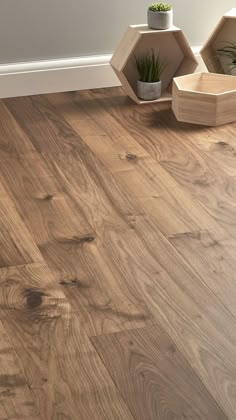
[216,42,236,72]
[135,49,166,83]
[149,3,172,12]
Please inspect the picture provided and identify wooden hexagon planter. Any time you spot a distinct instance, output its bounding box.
[172,72,236,126]
[201,9,236,74]
[111,25,198,104]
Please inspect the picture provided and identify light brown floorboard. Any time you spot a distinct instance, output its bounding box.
[0,154,153,336]
[88,88,236,241]
[0,198,42,268]
[0,263,134,420]
[0,90,236,418]
[168,228,236,317]
[0,318,42,419]
[0,101,36,159]
[92,325,227,420]
[48,90,219,237]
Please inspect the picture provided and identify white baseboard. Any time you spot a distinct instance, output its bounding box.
[0,48,203,99]
[0,55,120,99]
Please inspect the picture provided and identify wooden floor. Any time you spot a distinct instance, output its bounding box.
[0,87,236,419]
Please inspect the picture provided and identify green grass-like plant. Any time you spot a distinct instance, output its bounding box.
[149,3,172,12]
[135,49,166,83]
[216,42,236,71]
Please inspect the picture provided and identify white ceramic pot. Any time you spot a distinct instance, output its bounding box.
[147,9,173,30]
[137,80,162,101]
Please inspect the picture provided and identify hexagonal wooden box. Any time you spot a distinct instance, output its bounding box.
[201,9,236,74]
[111,25,198,104]
[172,72,236,126]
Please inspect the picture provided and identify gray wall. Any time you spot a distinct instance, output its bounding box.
[0,0,236,64]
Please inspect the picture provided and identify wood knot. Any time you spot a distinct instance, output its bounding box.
[74,234,95,244]
[71,279,89,288]
[24,288,46,308]
[61,234,96,245]
[44,194,54,201]
[126,153,138,161]
[60,279,90,289]
[80,234,95,243]
[0,374,26,388]
[59,280,68,286]
[217,141,227,147]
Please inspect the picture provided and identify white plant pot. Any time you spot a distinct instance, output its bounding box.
[147,9,173,30]
[137,80,162,101]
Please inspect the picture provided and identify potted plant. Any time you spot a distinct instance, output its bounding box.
[216,42,236,75]
[148,3,173,30]
[135,49,166,101]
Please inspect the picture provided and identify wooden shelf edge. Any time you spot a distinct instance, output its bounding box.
[136,92,172,105]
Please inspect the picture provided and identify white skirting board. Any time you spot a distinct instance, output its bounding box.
[0,48,204,99]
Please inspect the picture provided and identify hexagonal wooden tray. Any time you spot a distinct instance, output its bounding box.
[111,25,198,104]
[201,9,236,74]
[172,72,236,126]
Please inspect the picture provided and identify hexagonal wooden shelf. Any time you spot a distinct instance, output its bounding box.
[111,24,198,104]
[201,9,236,74]
[172,72,236,126]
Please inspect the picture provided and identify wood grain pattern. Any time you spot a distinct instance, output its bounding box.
[0,136,152,337]
[0,101,36,159]
[92,324,227,419]
[1,88,236,419]
[0,263,134,420]
[0,155,94,277]
[0,198,42,268]
[40,95,236,417]
[4,95,83,155]
[0,319,41,419]
[192,131,236,176]
[89,88,236,241]
[48,90,218,236]
[168,228,236,318]
[17,92,236,418]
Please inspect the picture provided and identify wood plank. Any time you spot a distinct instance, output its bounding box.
[160,128,236,240]
[190,128,236,176]
[0,155,153,336]
[0,263,134,420]
[0,156,94,277]
[58,235,153,336]
[0,198,42,268]
[92,324,227,420]
[48,91,218,236]
[0,100,36,159]
[84,87,181,159]
[3,95,84,155]
[0,319,41,419]
[31,104,236,418]
[168,228,236,317]
[88,88,236,241]
[3,91,236,418]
